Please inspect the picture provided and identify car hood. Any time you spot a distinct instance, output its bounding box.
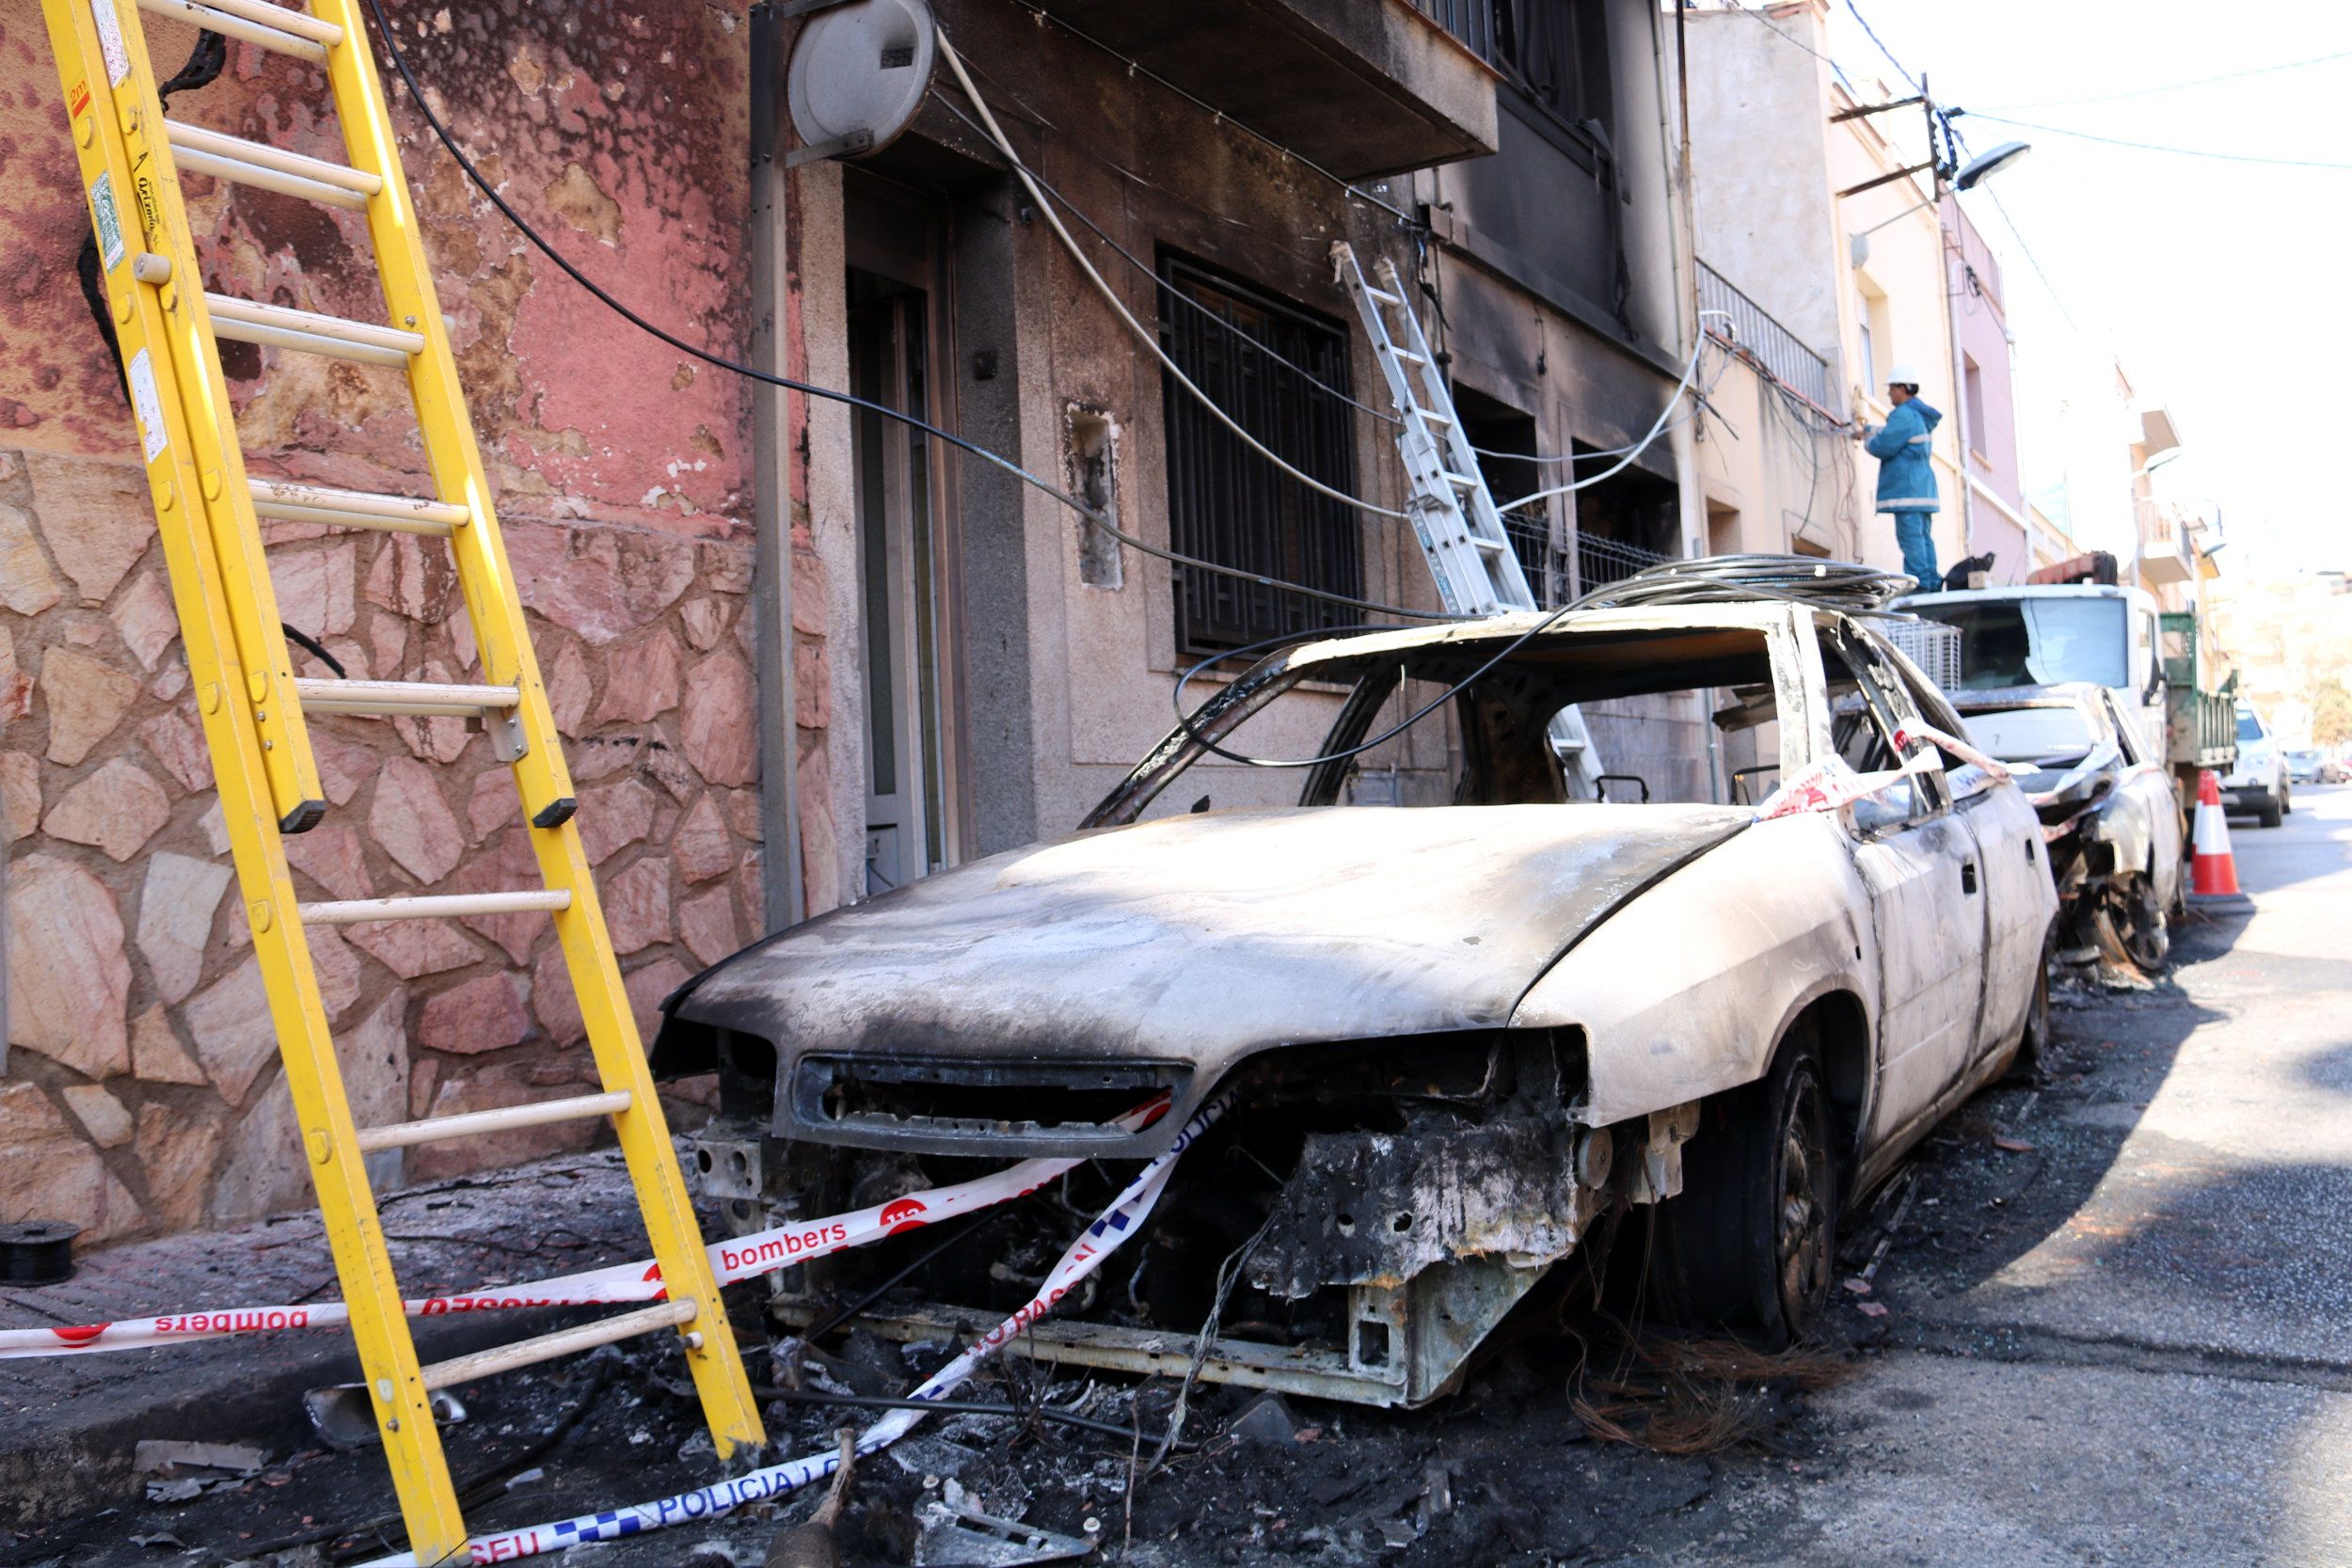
[665,803,1753,1151]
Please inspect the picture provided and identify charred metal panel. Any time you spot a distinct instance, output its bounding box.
[667,802,1752,1155]
[1248,1119,1581,1299]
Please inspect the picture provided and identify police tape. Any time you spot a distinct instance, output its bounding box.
[354,1093,1228,1567]
[0,1096,1172,1362]
[1755,721,2013,821]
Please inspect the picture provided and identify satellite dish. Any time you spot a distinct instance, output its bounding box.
[786,0,937,163]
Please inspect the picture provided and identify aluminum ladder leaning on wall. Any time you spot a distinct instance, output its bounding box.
[36,0,765,1555]
[1330,241,1605,798]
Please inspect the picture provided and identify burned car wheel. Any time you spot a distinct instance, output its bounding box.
[1647,1040,1837,1348]
[2090,874,2169,972]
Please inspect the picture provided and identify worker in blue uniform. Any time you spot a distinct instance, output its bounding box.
[1858,363,1943,588]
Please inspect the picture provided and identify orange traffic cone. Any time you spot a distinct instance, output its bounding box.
[2190,769,2240,897]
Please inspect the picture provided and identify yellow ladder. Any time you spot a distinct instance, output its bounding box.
[37,0,765,1556]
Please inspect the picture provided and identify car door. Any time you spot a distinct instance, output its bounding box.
[1824,634,1991,1148]
[1897,661,2052,1062]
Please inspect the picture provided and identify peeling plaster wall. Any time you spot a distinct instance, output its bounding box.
[0,1,812,1240]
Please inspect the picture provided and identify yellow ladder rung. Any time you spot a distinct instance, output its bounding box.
[291,676,517,717]
[43,0,767,1550]
[297,890,570,925]
[166,120,379,210]
[250,477,467,533]
[354,1091,631,1154]
[180,0,343,45]
[420,1302,699,1393]
[207,293,423,366]
[134,0,328,61]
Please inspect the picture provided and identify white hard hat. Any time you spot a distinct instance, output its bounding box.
[1885,363,1922,388]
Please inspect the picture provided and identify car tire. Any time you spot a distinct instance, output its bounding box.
[2090,874,2169,971]
[2259,797,2283,830]
[1646,1037,1836,1349]
[2007,926,2055,1082]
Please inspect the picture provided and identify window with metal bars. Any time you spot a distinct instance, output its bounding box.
[1158,254,1363,655]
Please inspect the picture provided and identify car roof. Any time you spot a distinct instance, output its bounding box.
[1276,602,1803,673]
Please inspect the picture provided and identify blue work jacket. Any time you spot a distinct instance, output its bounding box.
[1866,397,1942,514]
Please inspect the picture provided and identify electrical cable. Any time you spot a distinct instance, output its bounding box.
[936,90,1706,476]
[1168,609,1580,770]
[1492,316,1729,513]
[928,91,1406,431]
[1842,0,1921,92]
[1955,112,2352,171]
[357,0,1450,624]
[933,27,1416,523]
[1971,48,2352,112]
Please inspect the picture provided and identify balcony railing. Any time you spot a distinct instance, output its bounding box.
[1697,260,1835,412]
[1498,504,1675,607]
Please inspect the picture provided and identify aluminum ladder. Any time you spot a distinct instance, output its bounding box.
[38,0,763,1555]
[1330,241,1605,798]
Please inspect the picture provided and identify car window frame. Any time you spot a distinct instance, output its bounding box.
[1824,624,1950,837]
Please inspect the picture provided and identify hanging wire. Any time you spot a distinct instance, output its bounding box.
[357,0,1452,623]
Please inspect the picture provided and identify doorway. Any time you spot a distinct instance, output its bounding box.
[849,266,949,895]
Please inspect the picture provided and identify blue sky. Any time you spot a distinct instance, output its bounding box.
[1813,1,2351,573]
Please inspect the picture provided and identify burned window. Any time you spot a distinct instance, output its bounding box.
[1416,1,1615,171]
[1157,254,1362,656]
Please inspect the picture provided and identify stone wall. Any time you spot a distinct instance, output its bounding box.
[0,2,817,1241]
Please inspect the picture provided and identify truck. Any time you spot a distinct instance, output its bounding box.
[1894,572,2236,820]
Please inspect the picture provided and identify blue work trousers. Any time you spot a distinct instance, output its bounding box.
[1892,511,1939,590]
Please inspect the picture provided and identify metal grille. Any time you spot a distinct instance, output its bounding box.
[1159,257,1362,654]
[1880,618,1964,691]
[1697,260,1834,411]
[1575,531,1674,594]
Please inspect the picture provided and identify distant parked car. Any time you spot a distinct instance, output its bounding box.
[1953,683,2184,971]
[2322,754,2352,784]
[2286,749,2327,785]
[2223,705,2291,827]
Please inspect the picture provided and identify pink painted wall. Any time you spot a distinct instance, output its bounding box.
[0,2,832,1239]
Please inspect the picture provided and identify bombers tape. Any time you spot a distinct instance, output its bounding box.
[355,1093,1228,1566]
[0,1096,1171,1362]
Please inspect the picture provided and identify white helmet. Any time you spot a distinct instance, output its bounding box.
[1885,362,1922,388]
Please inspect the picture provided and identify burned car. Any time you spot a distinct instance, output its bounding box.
[653,598,2056,1406]
[1951,683,2184,971]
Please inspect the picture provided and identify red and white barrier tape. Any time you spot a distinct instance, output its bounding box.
[0,1097,1171,1362]
[1755,721,2011,822]
[355,1093,1227,1566]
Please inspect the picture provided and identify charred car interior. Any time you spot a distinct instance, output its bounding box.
[653,599,2056,1407]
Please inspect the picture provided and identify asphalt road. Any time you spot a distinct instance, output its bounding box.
[15,792,2351,1568]
[1655,783,2352,1568]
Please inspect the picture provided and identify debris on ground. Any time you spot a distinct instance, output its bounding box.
[764,1427,858,1568]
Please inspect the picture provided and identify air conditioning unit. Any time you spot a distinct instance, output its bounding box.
[1880,617,1963,691]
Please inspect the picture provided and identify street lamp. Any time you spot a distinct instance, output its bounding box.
[1955,140,2030,190]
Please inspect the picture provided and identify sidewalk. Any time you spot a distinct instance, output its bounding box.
[0,1150,649,1530]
